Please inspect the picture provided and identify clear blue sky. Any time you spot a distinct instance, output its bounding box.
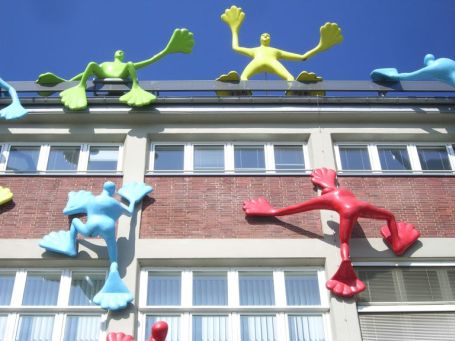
[1,0,454,81]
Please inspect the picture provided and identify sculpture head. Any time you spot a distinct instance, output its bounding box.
[114,50,125,62]
[424,53,435,66]
[260,33,271,47]
[103,181,116,197]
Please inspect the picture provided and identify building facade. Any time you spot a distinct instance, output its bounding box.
[0,80,454,341]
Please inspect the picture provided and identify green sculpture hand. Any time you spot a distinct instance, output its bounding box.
[221,5,245,32]
[163,28,195,55]
[316,22,343,52]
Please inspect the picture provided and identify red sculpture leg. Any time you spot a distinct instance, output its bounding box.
[326,217,366,297]
[359,204,420,255]
[148,320,168,341]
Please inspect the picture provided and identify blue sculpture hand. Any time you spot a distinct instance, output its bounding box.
[93,262,133,311]
[370,68,399,82]
[118,182,153,205]
[0,101,28,120]
[63,190,94,215]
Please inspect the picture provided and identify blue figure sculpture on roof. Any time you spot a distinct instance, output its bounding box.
[39,181,152,311]
[371,54,455,88]
[0,78,28,120]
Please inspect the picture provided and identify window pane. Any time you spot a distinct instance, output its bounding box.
[22,273,59,306]
[193,316,228,341]
[146,316,180,341]
[378,146,411,171]
[288,315,325,341]
[87,146,119,171]
[0,315,7,341]
[239,272,275,306]
[241,315,276,341]
[194,145,224,172]
[147,272,181,305]
[339,146,371,170]
[401,268,443,302]
[357,268,398,303]
[234,145,265,172]
[193,272,227,306]
[0,273,15,305]
[274,145,305,172]
[64,315,100,341]
[69,272,105,306]
[417,147,451,171]
[285,272,321,306]
[154,145,184,171]
[47,146,80,171]
[6,146,40,172]
[16,315,54,341]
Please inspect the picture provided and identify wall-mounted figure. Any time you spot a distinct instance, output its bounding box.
[0,78,28,120]
[36,29,194,111]
[243,168,420,297]
[371,54,455,88]
[217,5,343,85]
[39,181,152,310]
[107,320,168,341]
[0,186,13,206]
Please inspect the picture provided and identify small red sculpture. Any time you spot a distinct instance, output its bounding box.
[243,168,420,297]
[106,320,168,341]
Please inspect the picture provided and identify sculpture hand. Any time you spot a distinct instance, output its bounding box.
[243,197,277,216]
[221,5,245,32]
[118,182,153,205]
[0,186,13,206]
[163,28,195,55]
[316,22,343,52]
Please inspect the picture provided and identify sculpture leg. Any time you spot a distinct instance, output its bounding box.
[326,217,366,297]
[360,204,420,256]
[60,62,103,110]
[92,234,133,311]
[0,78,28,120]
[119,62,156,107]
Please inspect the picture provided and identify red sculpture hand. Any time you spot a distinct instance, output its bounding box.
[106,332,135,341]
[380,221,421,256]
[149,321,168,341]
[243,197,277,216]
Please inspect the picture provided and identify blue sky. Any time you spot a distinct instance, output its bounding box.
[1,0,454,82]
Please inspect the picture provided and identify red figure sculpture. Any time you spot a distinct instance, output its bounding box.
[106,320,168,341]
[243,168,420,297]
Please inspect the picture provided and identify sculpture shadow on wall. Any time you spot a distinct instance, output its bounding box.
[0,200,15,214]
[245,216,324,239]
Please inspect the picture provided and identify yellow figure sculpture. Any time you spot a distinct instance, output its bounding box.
[0,186,13,206]
[219,5,343,82]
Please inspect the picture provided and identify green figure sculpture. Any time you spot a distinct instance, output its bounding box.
[36,29,194,111]
[218,6,343,82]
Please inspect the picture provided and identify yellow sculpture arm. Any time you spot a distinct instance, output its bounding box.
[278,50,307,61]
[302,22,343,61]
[221,6,254,58]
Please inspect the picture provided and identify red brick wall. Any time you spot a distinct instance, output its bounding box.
[141,176,322,239]
[0,177,121,238]
[340,176,455,238]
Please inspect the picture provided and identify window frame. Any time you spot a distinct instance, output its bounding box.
[138,266,330,341]
[148,142,310,175]
[335,143,455,175]
[0,268,107,341]
[0,142,123,175]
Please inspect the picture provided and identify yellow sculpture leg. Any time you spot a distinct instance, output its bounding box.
[0,186,13,206]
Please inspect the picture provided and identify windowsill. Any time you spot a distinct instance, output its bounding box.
[0,171,123,176]
[146,170,312,176]
[337,170,455,176]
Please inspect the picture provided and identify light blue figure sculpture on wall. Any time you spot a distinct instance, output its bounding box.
[371,54,455,88]
[39,181,152,311]
[0,78,28,120]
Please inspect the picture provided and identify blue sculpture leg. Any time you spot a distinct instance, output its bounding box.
[93,262,133,311]
[0,79,28,120]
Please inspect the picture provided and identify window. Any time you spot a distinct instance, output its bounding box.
[0,269,106,341]
[356,265,455,341]
[0,144,122,174]
[335,143,455,174]
[139,267,329,341]
[149,143,309,174]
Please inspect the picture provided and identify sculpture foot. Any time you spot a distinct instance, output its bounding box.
[326,260,366,297]
[39,230,77,257]
[60,85,88,110]
[287,71,325,96]
[380,221,420,256]
[0,186,13,206]
[93,262,133,311]
[216,71,251,96]
[0,102,28,120]
[370,68,400,82]
[119,86,156,107]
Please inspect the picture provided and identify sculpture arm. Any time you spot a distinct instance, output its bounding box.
[231,29,254,57]
[133,51,167,71]
[0,78,19,102]
[278,50,307,61]
[243,196,332,216]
